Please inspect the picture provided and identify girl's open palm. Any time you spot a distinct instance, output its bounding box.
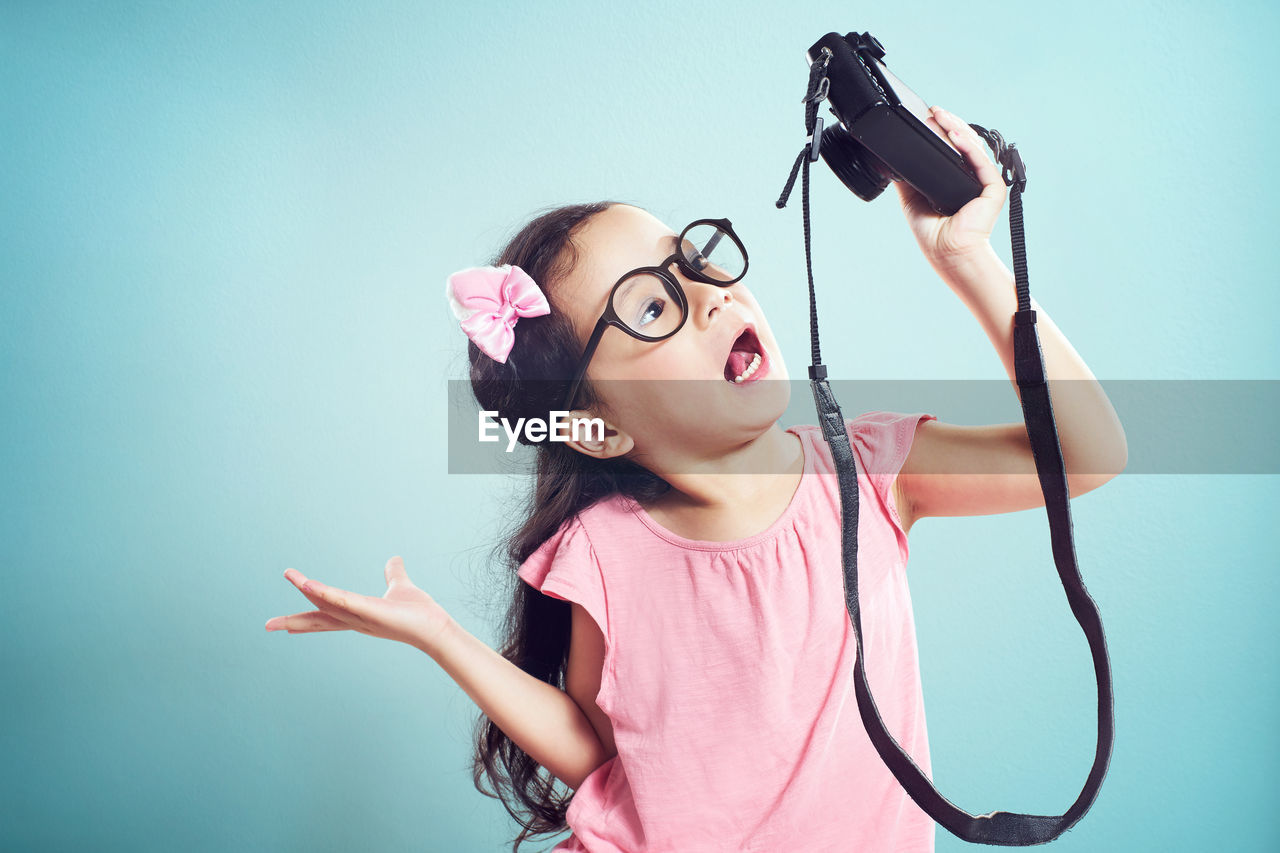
[265,557,453,654]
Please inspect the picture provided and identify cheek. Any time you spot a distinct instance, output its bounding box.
[590,336,647,380]
[759,322,785,358]
[648,342,700,373]
[598,349,706,416]
[605,339,696,378]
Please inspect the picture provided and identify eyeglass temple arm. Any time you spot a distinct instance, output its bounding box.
[562,318,610,412]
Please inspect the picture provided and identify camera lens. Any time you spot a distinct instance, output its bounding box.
[819,125,891,202]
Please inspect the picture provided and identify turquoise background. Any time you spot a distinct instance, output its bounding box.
[3,1,1277,850]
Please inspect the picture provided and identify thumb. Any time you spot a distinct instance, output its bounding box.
[385,555,410,586]
[894,180,931,220]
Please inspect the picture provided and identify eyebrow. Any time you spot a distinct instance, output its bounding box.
[634,234,680,271]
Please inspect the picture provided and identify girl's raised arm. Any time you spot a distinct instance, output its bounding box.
[891,106,1127,526]
[265,558,611,790]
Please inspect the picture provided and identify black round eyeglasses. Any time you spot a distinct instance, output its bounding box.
[559,217,749,413]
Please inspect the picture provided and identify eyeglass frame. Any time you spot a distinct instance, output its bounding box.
[559,217,749,414]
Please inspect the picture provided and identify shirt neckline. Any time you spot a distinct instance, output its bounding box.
[622,426,815,552]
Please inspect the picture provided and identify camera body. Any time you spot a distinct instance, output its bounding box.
[811,32,983,215]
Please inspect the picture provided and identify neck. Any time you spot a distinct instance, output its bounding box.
[638,424,804,513]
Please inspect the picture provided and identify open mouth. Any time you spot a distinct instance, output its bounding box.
[723,326,768,384]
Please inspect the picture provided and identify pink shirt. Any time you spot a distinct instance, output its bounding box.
[518,411,939,852]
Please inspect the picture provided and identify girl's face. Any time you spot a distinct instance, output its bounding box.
[557,204,791,464]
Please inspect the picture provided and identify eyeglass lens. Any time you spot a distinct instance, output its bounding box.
[610,222,744,338]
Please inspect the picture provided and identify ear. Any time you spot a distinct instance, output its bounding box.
[561,410,634,460]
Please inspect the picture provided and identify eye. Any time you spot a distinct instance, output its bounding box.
[637,297,666,327]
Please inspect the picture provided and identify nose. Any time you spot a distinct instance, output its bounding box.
[689,280,734,328]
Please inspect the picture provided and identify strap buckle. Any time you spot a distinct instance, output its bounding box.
[802,75,830,104]
[807,117,824,162]
[1001,145,1027,193]
[801,47,832,105]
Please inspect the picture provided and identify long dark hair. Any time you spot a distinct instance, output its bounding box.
[465,201,669,851]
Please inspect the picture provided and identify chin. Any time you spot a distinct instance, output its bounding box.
[707,376,791,440]
[621,378,792,457]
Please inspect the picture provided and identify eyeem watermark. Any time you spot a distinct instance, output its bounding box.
[449,379,1280,474]
[479,410,605,453]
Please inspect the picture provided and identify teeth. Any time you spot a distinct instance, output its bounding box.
[732,353,763,383]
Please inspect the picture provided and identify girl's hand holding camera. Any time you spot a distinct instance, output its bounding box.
[265,557,455,655]
[897,105,1009,281]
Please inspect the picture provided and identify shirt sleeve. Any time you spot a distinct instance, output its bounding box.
[846,410,937,539]
[517,515,610,641]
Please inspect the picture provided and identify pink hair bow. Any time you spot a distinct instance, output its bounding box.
[445,264,550,363]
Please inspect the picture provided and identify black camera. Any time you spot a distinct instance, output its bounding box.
[811,31,983,215]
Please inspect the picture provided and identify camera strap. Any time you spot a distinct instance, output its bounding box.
[775,54,1114,846]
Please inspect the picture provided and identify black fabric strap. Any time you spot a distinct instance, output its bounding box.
[776,49,832,370]
[776,73,1114,846]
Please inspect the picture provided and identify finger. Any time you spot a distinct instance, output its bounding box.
[266,609,349,633]
[929,106,995,164]
[921,111,949,145]
[934,107,998,176]
[385,555,409,587]
[284,568,341,614]
[299,576,375,622]
[893,179,932,220]
[930,107,1004,196]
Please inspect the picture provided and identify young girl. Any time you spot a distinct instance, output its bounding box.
[265,106,1126,852]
